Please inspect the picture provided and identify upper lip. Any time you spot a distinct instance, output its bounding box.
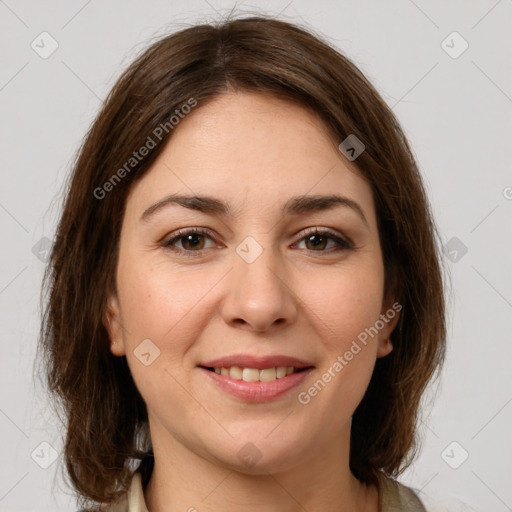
[199,355,314,370]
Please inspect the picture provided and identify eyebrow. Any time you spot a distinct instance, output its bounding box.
[140,193,369,228]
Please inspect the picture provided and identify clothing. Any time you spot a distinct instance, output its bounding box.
[102,470,426,511]
[377,473,427,511]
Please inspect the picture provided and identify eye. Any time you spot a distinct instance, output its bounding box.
[161,227,353,257]
[161,228,218,257]
[294,228,352,252]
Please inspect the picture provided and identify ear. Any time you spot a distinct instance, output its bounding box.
[376,296,401,359]
[103,293,126,357]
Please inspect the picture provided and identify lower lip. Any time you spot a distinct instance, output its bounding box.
[198,367,314,402]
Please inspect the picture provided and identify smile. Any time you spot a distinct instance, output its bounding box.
[198,365,314,402]
[207,365,302,382]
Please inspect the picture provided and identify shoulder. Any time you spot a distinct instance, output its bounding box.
[378,474,477,512]
[102,496,130,512]
[378,473,427,512]
[96,472,148,512]
[78,496,129,512]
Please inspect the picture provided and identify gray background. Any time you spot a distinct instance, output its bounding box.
[1,1,511,511]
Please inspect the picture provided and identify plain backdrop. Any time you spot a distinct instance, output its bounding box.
[1,1,511,511]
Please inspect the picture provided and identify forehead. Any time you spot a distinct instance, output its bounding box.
[125,91,376,224]
[171,90,342,166]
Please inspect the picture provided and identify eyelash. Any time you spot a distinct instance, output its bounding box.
[161,227,353,258]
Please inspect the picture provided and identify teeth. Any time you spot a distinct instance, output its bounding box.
[276,366,287,378]
[212,366,297,381]
[229,366,243,380]
[242,368,260,382]
[259,368,276,381]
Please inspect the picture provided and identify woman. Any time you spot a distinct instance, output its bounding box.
[38,14,446,512]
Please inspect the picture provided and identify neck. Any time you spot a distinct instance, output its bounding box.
[143,419,379,512]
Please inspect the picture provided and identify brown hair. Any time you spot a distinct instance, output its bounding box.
[37,13,446,509]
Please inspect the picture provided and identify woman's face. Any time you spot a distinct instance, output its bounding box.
[105,91,397,473]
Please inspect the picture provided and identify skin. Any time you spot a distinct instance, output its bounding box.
[104,91,399,512]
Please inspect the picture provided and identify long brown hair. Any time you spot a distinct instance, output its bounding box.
[37,13,446,509]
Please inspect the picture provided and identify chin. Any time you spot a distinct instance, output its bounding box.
[206,435,308,475]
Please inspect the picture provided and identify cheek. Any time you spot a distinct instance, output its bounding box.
[307,264,385,349]
[115,261,210,420]
[116,255,225,367]
[118,255,195,335]
[299,264,384,402]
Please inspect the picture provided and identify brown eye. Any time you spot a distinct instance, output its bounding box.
[304,233,329,251]
[296,229,352,252]
[177,233,206,251]
[162,228,217,256]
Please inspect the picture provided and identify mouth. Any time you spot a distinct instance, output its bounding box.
[197,355,315,402]
[200,365,310,382]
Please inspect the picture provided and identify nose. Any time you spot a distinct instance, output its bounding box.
[220,243,299,333]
